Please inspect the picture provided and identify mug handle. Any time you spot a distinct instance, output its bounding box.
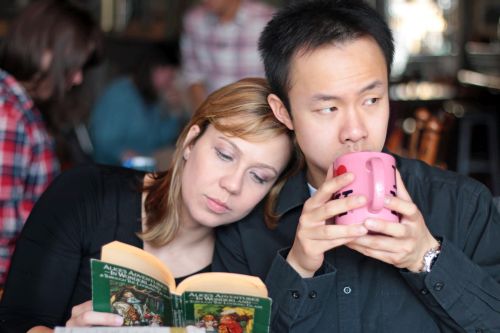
[369,157,385,212]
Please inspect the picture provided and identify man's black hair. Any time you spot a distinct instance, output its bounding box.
[259,0,394,111]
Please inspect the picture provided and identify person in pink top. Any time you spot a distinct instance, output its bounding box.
[181,0,274,109]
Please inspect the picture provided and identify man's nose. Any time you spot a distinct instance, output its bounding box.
[339,108,368,143]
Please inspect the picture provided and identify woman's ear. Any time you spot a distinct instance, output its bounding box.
[182,125,201,160]
[268,94,293,130]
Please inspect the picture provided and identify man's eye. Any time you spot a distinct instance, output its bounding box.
[365,97,379,105]
[216,149,232,161]
[318,106,337,113]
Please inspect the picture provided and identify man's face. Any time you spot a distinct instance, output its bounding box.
[273,36,390,188]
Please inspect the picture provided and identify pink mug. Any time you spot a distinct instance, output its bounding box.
[332,152,399,225]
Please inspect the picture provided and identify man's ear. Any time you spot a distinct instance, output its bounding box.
[182,125,201,160]
[268,93,293,130]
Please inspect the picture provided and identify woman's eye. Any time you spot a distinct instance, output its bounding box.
[216,149,233,161]
[318,106,337,113]
[250,172,268,185]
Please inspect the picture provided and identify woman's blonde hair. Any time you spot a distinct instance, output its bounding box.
[141,78,302,246]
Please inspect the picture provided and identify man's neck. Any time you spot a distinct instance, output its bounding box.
[306,165,327,190]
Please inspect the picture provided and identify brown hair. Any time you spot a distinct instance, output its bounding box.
[142,78,303,246]
[0,0,102,101]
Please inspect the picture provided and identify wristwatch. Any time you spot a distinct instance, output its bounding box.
[421,242,441,273]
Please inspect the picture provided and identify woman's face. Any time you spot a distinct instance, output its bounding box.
[181,124,291,228]
[32,50,84,101]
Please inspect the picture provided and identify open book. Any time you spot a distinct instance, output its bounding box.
[91,241,271,332]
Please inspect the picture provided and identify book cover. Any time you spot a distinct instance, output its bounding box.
[91,259,173,326]
[91,241,271,332]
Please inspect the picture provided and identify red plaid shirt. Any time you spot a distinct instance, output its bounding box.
[0,69,60,285]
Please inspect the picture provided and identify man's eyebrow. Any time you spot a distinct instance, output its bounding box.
[359,80,384,94]
[218,136,279,175]
[310,80,385,102]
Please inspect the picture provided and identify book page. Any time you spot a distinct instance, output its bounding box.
[176,272,268,297]
[101,241,175,289]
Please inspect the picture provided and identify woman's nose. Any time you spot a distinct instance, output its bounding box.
[70,70,83,86]
[219,171,243,195]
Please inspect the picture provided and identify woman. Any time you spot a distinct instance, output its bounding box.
[0,0,102,286]
[0,78,301,332]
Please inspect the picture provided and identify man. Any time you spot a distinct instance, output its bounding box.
[214,0,500,331]
[181,0,274,109]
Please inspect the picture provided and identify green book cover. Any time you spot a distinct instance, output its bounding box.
[91,259,174,326]
[182,291,271,333]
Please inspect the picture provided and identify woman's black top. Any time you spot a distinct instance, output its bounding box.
[0,164,208,332]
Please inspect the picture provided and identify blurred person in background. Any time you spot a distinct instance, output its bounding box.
[89,46,186,170]
[0,0,102,287]
[181,0,274,110]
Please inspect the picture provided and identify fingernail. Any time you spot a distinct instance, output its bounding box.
[384,196,391,204]
[357,196,366,204]
[115,316,124,325]
[344,172,354,181]
[366,219,378,228]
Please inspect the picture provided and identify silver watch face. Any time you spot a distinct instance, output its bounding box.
[423,249,440,272]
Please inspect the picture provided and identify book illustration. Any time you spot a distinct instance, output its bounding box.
[110,285,164,326]
[92,261,173,326]
[91,241,271,332]
[194,305,255,333]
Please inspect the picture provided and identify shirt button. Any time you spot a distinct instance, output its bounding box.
[433,282,445,291]
[291,290,300,299]
[420,288,429,295]
[343,286,352,294]
[308,291,317,299]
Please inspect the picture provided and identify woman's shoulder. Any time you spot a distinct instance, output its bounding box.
[0,69,36,117]
[49,164,145,196]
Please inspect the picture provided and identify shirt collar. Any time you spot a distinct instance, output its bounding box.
[275,168,311,215]
[207,0,248,27]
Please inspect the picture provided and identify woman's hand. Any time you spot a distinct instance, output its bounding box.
[65,300,124,327]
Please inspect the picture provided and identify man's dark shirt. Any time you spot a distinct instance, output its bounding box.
[214,155,500,332]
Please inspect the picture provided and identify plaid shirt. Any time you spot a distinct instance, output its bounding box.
[181,0,274,94]
[0,69,60,285]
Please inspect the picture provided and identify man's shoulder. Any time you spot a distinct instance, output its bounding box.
[397,155,488,197]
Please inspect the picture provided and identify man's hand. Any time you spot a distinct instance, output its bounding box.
[65,300,124,327]
[287,169,369,278]
[347,170,440,272]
